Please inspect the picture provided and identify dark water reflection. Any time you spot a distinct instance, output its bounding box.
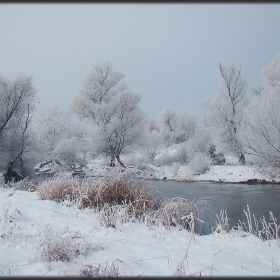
[149,180,280,235]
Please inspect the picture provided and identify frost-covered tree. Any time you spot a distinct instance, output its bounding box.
[34,105,72,167]
[34,105,92,173]
[0,75,36,138]
[143,122,162,163]
[53,137,91,172]
[239,89,280,168]
[0,75,37,179]
[159,108,196,145]
[176,112,197,143]
[239,54,280,168]
[160,108,177,133]
[71,62,144,167]
[262,53,280,89]
[205,61,247,162]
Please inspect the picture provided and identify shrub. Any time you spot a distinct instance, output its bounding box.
[188,153,211,177]
[4,177,37,192]
[31,225,102,262]
[154,145,188,166]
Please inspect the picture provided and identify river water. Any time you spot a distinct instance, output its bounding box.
[150,180,280,235]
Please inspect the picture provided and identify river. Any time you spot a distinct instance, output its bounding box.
[150,180,280,235]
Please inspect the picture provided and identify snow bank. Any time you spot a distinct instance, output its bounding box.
[0,186,279,276]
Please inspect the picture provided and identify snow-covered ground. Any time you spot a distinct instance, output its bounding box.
[0,183,279,277]
[82,156,280,183]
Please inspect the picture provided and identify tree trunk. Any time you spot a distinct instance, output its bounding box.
[110,154,116,167]
[4,162,23,184]
[239,153,245,165]
[116,155,126,168]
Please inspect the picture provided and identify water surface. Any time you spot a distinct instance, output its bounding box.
[150,180,280,235]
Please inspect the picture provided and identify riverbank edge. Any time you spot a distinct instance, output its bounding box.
[30,164,280,185]
[160,178,280,184]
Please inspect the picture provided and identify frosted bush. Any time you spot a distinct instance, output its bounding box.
[154,145,187,166]
[124,152,149,167]
[0,205,23,241]
[188,153,211,177]
[5,177,37,192]
[31,225,101,262]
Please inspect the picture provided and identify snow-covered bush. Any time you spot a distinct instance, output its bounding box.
[170,161,181,176]
[0,204,22,241]
[154,144,187,166]
[124,152,149,167]
[31,225,101,262]
[5,177,37,192]
[188,153,211,177]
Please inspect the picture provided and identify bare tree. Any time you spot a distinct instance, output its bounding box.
[159,108,196,145]
[71,62,144,168]
[205,61,247,161]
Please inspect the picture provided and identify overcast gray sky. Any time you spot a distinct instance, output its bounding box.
[1,3,280,121]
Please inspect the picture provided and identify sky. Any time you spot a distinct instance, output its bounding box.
[1,3,280,121]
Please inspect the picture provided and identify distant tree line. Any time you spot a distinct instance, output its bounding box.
[1,54,280,182]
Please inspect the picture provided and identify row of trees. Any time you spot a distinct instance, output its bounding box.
[1,54,280,180]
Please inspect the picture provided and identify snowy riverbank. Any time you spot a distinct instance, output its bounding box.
[82,159,280,184]
[0,185,279,277]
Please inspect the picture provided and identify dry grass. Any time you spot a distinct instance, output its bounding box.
[37,169,211,234]
[214,205,280,242]
[37,172,80,202]
[37,169,161,215]
[78,260,123,277]
[145,197,211,233]
[234,205,280,241]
